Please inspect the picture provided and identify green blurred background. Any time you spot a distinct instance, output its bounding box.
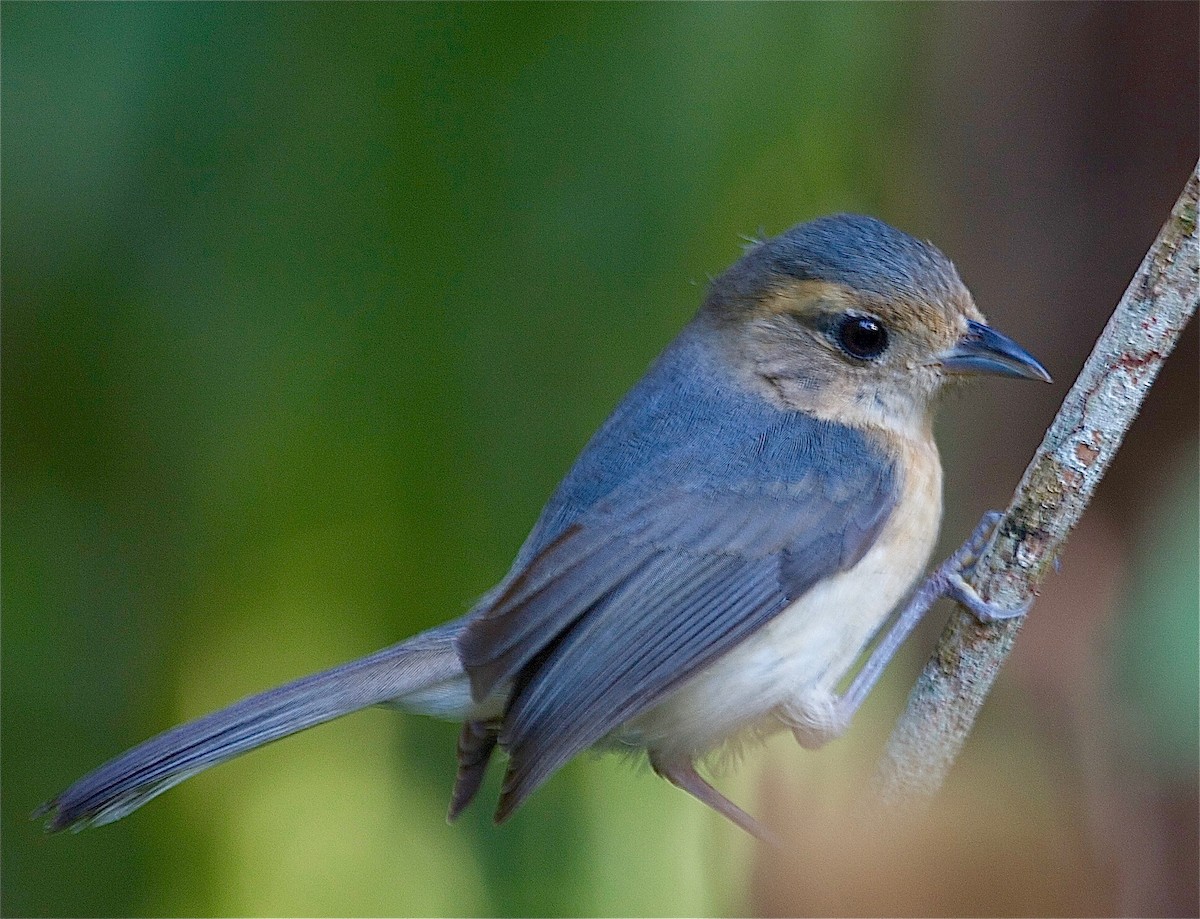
[3,3,1196,916]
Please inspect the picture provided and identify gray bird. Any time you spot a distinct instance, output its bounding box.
[39,214,1049,841]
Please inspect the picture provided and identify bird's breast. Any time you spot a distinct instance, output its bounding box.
[615,431,944,760]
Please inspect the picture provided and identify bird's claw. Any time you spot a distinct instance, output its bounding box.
[945,568,1031,623]
[942,511,1031,622]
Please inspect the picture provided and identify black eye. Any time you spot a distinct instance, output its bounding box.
[836,315,889,360]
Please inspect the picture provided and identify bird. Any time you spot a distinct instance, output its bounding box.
[38,213,1050,842]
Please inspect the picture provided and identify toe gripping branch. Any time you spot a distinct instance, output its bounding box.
[824,511,1033,741]
[939,511,1032,624]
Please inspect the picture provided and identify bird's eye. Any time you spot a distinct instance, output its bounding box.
[835,314,889,361]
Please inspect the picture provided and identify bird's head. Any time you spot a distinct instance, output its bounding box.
[702,214,1050,434]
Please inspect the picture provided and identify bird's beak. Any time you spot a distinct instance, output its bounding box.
[937,319,1052,383]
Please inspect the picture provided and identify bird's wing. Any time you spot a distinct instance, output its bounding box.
[456,454,896,820]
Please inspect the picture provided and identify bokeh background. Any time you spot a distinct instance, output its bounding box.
[3,3,1196,916]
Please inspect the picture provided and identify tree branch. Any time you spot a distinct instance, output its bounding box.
[873,162,1200,805]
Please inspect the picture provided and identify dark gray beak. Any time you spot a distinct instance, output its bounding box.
[938,319,1051,383]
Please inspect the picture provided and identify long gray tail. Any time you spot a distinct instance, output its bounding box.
[38,620,469,832]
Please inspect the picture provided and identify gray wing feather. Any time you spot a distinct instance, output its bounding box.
[498,553,783,813]
[458,485,805,701]
[459,524,646,699]
[466,463,895,820]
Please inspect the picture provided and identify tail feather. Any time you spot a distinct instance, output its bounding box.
[38,621,469,832]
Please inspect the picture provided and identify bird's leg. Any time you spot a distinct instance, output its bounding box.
[650,754,780,847]
[794,511,1032,748]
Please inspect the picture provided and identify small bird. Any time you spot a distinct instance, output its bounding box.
[39,214,1050,841]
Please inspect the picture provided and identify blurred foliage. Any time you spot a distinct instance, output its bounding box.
[9,4,1195,917]
[1113,443,1200,776]
[2,3,922,916]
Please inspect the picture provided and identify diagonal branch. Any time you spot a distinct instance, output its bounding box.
[873,162,1200,805]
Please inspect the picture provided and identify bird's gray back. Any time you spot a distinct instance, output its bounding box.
[510,320,889,569]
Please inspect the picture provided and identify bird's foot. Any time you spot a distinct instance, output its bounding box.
[944,569,1031,623]
[939,510,1031,624]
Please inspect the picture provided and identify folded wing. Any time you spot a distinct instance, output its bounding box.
[457,437,897,820]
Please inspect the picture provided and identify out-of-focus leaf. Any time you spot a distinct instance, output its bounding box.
[1112,442,1200,776]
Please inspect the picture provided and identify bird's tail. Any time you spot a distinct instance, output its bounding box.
[37,620,470,832]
